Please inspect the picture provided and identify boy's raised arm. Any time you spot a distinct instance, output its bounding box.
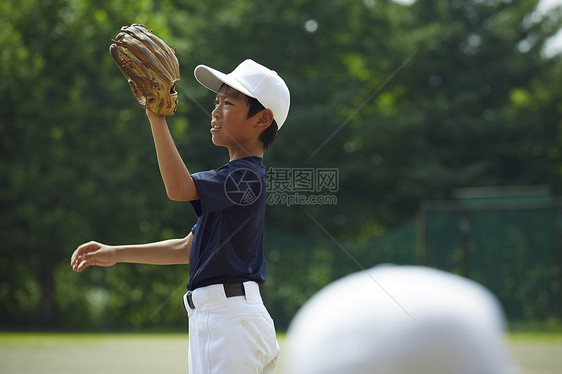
[145,109,199,201]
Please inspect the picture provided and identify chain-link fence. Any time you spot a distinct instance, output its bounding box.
[417,186,562,321]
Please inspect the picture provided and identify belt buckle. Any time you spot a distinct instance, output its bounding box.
[186,290,195,309]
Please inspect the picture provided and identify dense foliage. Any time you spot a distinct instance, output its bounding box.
[1,0,561,331]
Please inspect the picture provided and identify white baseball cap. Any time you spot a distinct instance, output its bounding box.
[284,265,520,374]
[194,59,290,129]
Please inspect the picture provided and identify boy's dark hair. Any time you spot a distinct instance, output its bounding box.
[246,96,278,151]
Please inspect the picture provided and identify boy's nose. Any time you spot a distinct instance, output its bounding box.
[211,105,221,119]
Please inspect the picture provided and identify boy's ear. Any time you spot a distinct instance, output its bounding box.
[256,109,274,128]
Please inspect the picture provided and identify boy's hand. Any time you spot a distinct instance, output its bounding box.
[71,241,118,272]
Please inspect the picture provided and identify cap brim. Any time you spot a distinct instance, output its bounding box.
[194,64,254,98]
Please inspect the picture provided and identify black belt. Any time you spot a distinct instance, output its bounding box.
[186,283,245,309]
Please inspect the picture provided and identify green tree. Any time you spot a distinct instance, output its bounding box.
[322,0,562,236]
[0,0,200,328]
[2,0,561,330]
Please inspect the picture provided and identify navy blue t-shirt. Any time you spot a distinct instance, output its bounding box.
[187,156,267,291]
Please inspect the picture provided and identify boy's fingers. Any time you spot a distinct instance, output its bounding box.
[70,248,79,265]
[76,255,93,272]
[71,249,84,269]
[72,255,84,272]
[71,241,99,270]
[71,252,81,269]
[76,260,88,272]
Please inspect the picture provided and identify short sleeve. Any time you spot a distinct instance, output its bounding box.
[190,168,234,216]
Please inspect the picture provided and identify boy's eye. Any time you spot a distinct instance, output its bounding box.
[213,98,235,107]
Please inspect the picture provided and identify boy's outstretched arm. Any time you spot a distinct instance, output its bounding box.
[71,232,193,272]
[146,109,199,201]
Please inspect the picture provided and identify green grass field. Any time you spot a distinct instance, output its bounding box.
[1,332,561,373]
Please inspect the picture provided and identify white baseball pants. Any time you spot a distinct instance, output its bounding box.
[183,281,280,374]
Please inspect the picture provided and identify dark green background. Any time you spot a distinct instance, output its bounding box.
[1,0,561,331]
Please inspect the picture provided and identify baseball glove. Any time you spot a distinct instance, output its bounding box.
[109,24,180,116]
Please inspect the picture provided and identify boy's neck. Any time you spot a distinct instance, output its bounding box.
[228,145,264,161]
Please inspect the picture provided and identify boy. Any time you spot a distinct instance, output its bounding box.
[71,59,290,373]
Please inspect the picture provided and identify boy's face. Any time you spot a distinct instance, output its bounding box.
[210,85,259,149]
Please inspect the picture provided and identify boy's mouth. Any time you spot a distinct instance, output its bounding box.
[211,121,222,131]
